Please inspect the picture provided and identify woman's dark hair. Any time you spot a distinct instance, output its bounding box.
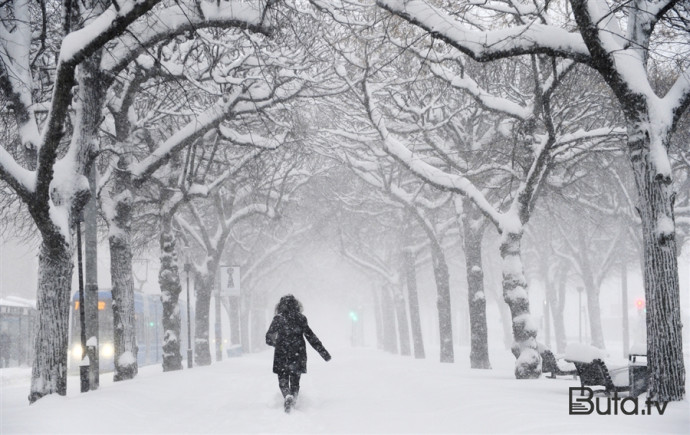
[275,294,303,315]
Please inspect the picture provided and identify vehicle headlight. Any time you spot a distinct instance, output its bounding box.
[72,344,83,359]
[101,343,114,358]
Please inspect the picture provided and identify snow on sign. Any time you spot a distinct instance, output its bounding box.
[219,265,240,297]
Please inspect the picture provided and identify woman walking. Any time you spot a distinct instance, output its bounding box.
[265,294,331,412]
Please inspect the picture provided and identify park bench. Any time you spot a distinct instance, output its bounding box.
[628,354,649,397]
[567,358,631,397]
[541,349,577,379]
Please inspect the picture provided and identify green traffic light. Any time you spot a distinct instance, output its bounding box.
[349,311,358,322]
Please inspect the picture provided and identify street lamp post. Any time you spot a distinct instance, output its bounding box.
[621,261,629,358]
[577,286,583,343]
[184,257,193,369]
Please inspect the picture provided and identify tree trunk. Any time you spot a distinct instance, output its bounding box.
[157,213,183,372]
[584,281,605,349]
[229,296,241,347]
[240,294,250,353]
[380,286,398,354]
[393,285,411,356]
[250,297,266,353]
[109,230,138,381]
[430,244,454,363]
[29,238,73,403]
[578,232,605,349]
[84,166,99,389]
[193,272,213,366]
[484,255,514,350]
[403,250,425,359]
[500,230,540,379]
[629,126,685,401]
[462,219,491,369]
[372,287,384,350]
[108,166,138,381]
[549,267,568,354]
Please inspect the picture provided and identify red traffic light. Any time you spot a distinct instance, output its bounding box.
[635,298,645,309]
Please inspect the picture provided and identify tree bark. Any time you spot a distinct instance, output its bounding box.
[500,230,540,378]
[157,213,183,372]
[393,285,411,356]
[380,286,398,354]
[485,259,514,350]
[108,164,138,381]
[578,233,606,349]
[583,281,605,349]
[430,243,454,363]
[84,166,99,389]
[193,272,213,366]
[29,238,73,403]
[403,250,425,359]
[372,287,384,350]
[629,127,685,401]
[462,218,491,369]
[549,266,568,354]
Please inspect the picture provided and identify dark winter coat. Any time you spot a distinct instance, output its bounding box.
[266,312,331,374]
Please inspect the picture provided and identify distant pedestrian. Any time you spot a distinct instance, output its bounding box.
[265,294,331,413]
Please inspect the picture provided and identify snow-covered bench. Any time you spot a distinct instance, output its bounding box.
[569,359,631,396]
[564,343,631,397]
[540,348,577,379]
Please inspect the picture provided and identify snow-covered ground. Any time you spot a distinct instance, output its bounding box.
[2,346,689,434]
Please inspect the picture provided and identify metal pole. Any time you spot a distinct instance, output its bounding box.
[215,290,222,361]
[76,220,89,392]
[621,262,629,358]
[186,264,193,369]
[578,288,582,343]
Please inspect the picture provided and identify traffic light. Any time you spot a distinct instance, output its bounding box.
[635,298,645,313]
[349,310,358,322]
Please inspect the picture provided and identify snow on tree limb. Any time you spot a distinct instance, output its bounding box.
[376,0,591,62]
[101,1,272,77]
[0,147,36,198]
[340,236,398,284]
[217,126,286,149]
[0,0,41,152]
[129,79,300,184]
[361,79,502,228]
[427,63,531,120]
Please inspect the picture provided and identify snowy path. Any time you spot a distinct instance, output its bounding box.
[2,347,689,433]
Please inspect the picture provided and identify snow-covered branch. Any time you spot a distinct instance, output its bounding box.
[376,0,590,62]
[101,1,273,77]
